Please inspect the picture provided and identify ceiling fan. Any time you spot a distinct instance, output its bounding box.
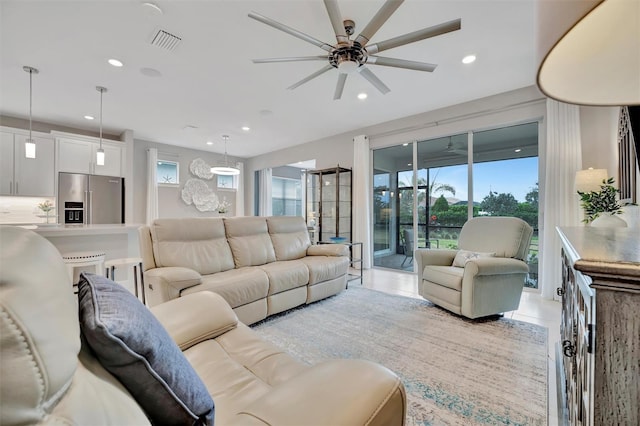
[445,138,467,155]
[248,0,461,100]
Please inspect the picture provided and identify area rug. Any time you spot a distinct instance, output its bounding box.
[251,287,548,426]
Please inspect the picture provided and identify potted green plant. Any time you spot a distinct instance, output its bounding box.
[577,177,626,227]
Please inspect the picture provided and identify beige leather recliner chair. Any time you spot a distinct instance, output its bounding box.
[415,216,533,319]
[0,226,406,425]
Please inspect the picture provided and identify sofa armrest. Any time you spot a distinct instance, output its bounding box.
[144,267,202,306]
[415,248,458,282]
[464,257,529,276]
[227,359,406,426]
[307,244,349,257]
[151,291,238,351]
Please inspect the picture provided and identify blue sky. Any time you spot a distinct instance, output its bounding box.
[434,157,539,203]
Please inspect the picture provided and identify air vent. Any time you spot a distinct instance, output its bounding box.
[150,29,182,51]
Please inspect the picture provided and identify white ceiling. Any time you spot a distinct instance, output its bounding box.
[0,0,538,159]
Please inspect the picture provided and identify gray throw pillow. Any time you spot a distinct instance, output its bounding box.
[78,273,214,425]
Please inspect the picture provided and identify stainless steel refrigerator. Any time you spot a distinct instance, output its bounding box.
[58,172,124,224]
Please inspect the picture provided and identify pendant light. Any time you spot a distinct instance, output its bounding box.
[96,86,107,166]
[210,135,240,175]
[23,66,39,159]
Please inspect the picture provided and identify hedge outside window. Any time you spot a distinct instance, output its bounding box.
[157,161,179,185]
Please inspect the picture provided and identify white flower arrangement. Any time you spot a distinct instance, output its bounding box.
[217,198,231,214]
[38,200,54,213]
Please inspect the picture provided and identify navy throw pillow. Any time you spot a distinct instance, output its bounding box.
[78,273,214,425]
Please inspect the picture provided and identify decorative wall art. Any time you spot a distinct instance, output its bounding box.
[181,179,219,212]
[189,158,214,180]
[181,158,234,213]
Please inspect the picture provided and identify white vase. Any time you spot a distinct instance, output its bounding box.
[590,213,627,228]
[620,205,640,228]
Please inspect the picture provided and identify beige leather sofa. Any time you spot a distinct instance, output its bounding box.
[139,216,350,325]
[0,225,406,425]
[416,216,533,319]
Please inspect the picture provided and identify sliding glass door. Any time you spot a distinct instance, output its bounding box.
[472,123,539,288]
[371,122,540,289]
[416,134,469,250]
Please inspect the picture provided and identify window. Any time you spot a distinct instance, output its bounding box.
[272,176,302,216]
[217,175,236,190]
[157,161,179,185]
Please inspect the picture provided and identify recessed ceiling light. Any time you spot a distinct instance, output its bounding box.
[242,126,250,131]
[357,92,368,100]
[206,141,214,145]
[402,143,409,146]
[108,59,124,67]
[462,55,476,64]
[407,163,412,166]
[84,115,94,120]
[515,148,522,153]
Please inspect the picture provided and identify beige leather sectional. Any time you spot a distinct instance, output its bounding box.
[138,216,350,324]
[1,225,407,425]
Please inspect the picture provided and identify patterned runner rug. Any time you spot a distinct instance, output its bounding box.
[251,287,547,425]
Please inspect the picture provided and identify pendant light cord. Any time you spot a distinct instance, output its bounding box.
[99,88,103,149]
[223,135,229,166]
[28,68,33,142]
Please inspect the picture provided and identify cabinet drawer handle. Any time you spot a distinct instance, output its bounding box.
[556,287,564,297]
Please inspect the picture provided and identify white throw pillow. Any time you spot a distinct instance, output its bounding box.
[452,250,496,267]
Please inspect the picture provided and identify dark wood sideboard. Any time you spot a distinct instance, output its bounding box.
[557,226,639,425]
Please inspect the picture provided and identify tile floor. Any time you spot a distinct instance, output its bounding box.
[354,267,562,426]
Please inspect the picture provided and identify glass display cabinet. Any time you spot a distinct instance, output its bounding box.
[305,166,352,243]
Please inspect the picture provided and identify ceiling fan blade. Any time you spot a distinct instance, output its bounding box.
[324,0,348,45]
[287,65,334,90]
[334,73,348,100]
[354,0,404,46]
[366,18,461,55]
[253,56,328,64]
[249,11,334,52]
[368,56,437,72]
[358,67,391,94]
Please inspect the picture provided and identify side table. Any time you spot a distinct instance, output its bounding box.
[318,241,363,288]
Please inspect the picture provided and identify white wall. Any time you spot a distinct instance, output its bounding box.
[579,106,619,177]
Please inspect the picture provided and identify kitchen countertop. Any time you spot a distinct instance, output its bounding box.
[10,223,143,237]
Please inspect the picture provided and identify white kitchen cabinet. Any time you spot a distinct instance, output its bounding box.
[57,137,123,177]
[0,130,55,196]
[0,132,13,195]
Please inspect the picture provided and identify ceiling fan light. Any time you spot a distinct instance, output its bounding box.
[337,60,358,74]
